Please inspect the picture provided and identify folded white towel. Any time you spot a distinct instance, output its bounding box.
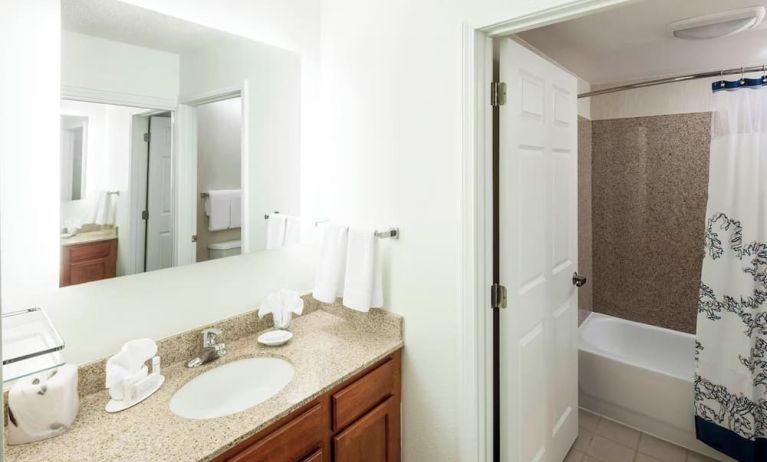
[229,193,242,229]
[205,189,240,231]
[105,338,157,400]
[7,364,79,445]
[284,216,302,247]
[342,227,383,312]
[92,192,117,226]
[266,214,287,249]
[312,224,349,303]
[258,289,304,329]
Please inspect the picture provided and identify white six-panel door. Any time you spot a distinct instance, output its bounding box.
[146,115,173,271]
[499,37,579,462]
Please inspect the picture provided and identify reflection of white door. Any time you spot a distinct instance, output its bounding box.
[499,38,578,462]
[146,116,173,271]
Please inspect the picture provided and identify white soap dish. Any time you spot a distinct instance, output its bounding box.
[257,330,293,347]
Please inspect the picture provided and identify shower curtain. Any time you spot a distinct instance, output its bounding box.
[695,81,767,462]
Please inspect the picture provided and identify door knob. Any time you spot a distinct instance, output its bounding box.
[572,272,587,288]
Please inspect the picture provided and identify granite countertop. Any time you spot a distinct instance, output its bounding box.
[5,308,403,462]
[60,229,118,247]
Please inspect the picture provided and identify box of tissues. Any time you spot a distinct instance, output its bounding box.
[7,364,79,445]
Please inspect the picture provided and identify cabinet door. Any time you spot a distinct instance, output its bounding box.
[228,404,323,462]
[333,398,399,462]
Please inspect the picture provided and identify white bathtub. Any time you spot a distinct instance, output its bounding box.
[579,312,729,460]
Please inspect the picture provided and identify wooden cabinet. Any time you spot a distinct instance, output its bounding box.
[215,350,401,462]
[333,398,399,462]
[60,238,117,287]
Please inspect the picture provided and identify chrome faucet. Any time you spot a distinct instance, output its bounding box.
[186,328,227,368]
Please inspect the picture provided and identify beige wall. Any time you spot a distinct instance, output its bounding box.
[196,97,242,262]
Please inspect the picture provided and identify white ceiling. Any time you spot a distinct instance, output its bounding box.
[61,0,234,54]
[517,0,767,85]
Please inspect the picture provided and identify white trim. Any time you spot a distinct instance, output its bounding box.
[175,82,249,260]
[179,85,242,106]
[61,85,177,111]
[129,114,149,274]
[459,1,637,461]
[174,104,197,266]
[480,0,638,36]
[239,80,251,253]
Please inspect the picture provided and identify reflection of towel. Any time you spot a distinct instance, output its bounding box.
[7,364,79,445]
[93,192,117,226]
[342,227,383,312]
[266,214,287,250]
[205,190,239,231]
[312,224,349,303]
[284,216,302,247]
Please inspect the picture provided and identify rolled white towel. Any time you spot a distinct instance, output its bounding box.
[105,338,157,400]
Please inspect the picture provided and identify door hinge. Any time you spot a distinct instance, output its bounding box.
[491,283,508,309]
[143,132,150,142]
[141,210,149,220]
[491,82,507,107]
[191,235,197,243]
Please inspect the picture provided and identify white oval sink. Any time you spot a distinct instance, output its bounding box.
[170,357,294,419]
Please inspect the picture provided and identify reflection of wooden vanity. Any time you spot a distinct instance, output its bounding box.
[60,229,117,287]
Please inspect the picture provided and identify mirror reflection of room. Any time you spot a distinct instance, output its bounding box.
[196,97,243,262]
[59,101,173,287]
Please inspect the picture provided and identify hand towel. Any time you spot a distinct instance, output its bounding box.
[229,193,242,229]
[105,338,157,400]
[92,192,117,226]
[258,289,305,329]
[266,214,287,249]
[342,227,383,312]
[205,190,239,232]
[312,224,349,303]
[284,216,302,247]
[7,364,79,445]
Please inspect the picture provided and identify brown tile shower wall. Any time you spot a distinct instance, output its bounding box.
[578,116,593,319]
[591,112,711,333]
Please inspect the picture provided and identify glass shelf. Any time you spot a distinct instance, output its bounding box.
[2,308,65,383]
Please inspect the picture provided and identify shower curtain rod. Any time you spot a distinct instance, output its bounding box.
[578,64,767,99]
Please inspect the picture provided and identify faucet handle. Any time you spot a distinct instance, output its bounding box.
[202,328,223,347]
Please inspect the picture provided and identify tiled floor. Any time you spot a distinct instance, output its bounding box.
[567,409,720,462]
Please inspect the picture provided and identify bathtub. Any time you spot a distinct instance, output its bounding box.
[579,312,728,460]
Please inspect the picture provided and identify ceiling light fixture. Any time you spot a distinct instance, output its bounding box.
[669,7,766,40]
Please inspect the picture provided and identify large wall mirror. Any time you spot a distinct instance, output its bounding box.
[57,0,302,287]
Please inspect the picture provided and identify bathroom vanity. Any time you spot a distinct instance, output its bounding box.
[4,306,403,462]
[215,352,401,462]
[59,229,118,287]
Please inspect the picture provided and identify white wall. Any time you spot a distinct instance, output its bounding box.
[62,31,180,104]
[317,1,626,460]
[0,0,61,311]
[180,39,301,252]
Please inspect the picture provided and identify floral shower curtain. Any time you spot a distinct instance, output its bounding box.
[695,80,767,462]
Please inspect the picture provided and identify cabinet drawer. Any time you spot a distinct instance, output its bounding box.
[228,404,323,462]
[332,358,394,431]
[69,240,115,262]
